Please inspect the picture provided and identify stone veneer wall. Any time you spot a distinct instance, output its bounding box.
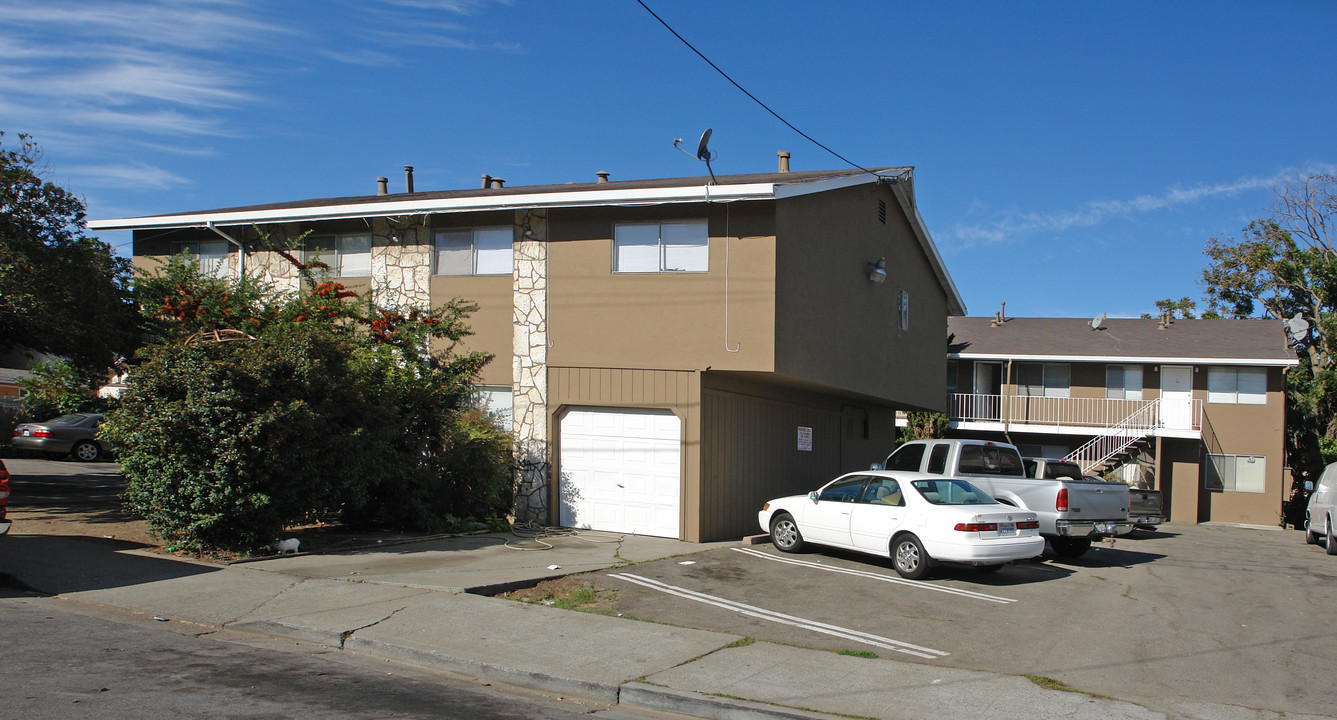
[512,209,549,523]
[369,218,432,311]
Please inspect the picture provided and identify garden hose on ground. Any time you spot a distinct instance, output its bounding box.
[504,520,626,550]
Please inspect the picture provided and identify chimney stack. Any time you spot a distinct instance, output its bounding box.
[596,171,610,183]
[376,177,389,195]
[778,151,791,173]
[481,174,492,188]
[404,165,414,193]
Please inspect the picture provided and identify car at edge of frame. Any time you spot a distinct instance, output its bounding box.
[11,413,112,461]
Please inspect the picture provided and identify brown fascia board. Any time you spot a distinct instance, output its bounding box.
[947,316,1297,365]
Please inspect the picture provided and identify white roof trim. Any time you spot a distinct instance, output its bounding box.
[89,182,782,231]
[951,352,1297,367]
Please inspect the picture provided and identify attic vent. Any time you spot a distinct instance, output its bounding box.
[878,199,887,224]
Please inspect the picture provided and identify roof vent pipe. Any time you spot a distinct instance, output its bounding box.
[491,177,505,188]
[404,165,414,193]
[481,174,492,189]
[778,151,791,173]
[376,177,389,195]
[596,171,610,183]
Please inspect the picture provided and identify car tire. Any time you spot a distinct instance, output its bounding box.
[1327,518,1337,556]
[72,441,101,462]
[1306,517,1319,545]
[770,513,805,553]
[1050,537,1092,558]
[891,534,932,580]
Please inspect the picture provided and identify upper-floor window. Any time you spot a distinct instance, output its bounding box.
[613,219,708,273]
[1207,367,1266,405]
[305,234,371,277]
[172,240,232,278]
[434,227,513,276]
[1017,362,1070,398]
[1106,364,1143,400]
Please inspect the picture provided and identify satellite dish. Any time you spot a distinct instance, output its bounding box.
[696,128,714,161]
[1286,313,1310,345]
[1090,312,1106,331]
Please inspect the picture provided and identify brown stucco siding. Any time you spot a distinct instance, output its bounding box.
[429,276,512,386]
[545,204,776,374]
[774,185,949,410]
[548,367,702,540]
[1196,367,1288,524]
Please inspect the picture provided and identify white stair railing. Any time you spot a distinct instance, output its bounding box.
[1065,399,1161,474]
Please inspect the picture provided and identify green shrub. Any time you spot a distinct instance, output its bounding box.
[18,359,104,421]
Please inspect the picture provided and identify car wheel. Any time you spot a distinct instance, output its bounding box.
[770,513,805,553]
[1050,537,1092,558]
[891,534,932,580]
[72,441,101,462]
[1306,517,1319,545]
[1327,518,1337,557]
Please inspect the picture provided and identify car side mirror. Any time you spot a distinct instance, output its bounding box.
[808,491,819,502]
[869,462,884,471]
[1305,480,1315,492]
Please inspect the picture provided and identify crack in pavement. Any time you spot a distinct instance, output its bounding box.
[339,605,408,649]
[222,575,307,626]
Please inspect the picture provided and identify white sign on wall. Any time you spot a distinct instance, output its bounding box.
[797,426,813,452]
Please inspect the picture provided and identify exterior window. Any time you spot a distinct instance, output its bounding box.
[1017,363,1070,398]
[1106,365,1144,400]
[1208,367,1266,404]
[305,234,371,277]
[613,220,708,273]
[1205,454,1266,493]
[434,227,513,276]
[471,385,513,428]
[898,289,910,331]
[945,362,958,395]
[172,240,232,278]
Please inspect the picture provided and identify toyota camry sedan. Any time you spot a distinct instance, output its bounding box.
[758,471,1045,579]
[12,413,111,461]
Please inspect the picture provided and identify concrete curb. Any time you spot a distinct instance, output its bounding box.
[619,682,848,720]
[228,619,346,649]
[344,634,623,704]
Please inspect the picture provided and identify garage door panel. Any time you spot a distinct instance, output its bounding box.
[559,408,681,539]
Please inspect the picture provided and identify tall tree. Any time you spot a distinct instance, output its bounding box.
[0,132,138,381]
[1200,173,1337,484]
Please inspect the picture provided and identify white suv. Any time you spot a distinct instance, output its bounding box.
[1305,463,1337,555]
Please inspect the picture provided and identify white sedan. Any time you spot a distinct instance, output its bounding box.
[758,471,1045,579]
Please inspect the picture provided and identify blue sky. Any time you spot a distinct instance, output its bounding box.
[3,0,1334,319]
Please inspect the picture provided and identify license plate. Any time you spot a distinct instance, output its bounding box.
[22,429,30,436]
[997,522,1017,536]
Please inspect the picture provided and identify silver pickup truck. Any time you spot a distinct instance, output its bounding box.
[879,439,1132,557]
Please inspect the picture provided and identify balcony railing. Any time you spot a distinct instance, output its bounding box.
[948,393,1201,433]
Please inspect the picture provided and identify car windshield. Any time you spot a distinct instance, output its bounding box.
[909,479,996,505]
[47,414,92,426]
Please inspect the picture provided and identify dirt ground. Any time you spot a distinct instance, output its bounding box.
[1,458,439,561]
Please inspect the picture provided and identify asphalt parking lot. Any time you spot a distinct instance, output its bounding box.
[590,523,1337,717]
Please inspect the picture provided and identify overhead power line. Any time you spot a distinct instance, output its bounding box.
[634,0,874,176]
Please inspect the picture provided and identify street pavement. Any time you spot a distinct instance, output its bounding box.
[5,526,1330,720]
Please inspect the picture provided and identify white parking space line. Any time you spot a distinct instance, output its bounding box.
[608,572,949,660]
[731,547,1018,604]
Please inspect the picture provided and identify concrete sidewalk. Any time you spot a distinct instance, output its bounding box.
[39,532,1327,720]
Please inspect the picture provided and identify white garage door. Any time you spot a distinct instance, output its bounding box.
[558,407,681,539]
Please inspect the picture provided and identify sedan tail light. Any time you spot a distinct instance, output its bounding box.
[955,522,998,532]
[1056,488,1069,513]
[1017,520,1039,530]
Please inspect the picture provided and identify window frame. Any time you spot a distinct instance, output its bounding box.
[1207,367,1266,405]
[304,233,372,278]
[612,219,709,273]
[172,239,233,278]
[1105,364,1144,401]
[433,226,514,277]
[1017,362,1070,398]
[1205,453,1266,493]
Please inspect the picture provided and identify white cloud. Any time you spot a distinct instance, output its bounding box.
[943,167,1337,249]
[64,161,193,190]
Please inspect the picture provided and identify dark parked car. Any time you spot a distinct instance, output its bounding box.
[12,413,111,461]
[0,459,10,535]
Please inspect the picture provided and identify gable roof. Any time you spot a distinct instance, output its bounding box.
[89,166,965,314]
[948,317,1297,367]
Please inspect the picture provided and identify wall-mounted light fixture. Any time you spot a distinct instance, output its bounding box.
[868,257,887,284]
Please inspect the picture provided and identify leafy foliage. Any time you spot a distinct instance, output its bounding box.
[104,244,512,553]
[17,359,105,421]
[0,132,138,378]
[1141,296,1202,319]
[898,411,949,443]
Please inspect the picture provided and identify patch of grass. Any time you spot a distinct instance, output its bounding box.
[499,577,618,612]
[837,649,879,659]
[1024,674,1116,700]
[724,637,756,649]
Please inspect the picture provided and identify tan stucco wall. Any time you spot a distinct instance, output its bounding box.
[1194,367,1288,525]
[775,185,949,411]
[429,276,512,386]
[545,204,776,374]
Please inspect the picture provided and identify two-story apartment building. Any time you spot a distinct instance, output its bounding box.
[92,162,966,542]
[946,315,1297,526]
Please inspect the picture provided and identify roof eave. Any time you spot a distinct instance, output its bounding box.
[950,351,1298,367]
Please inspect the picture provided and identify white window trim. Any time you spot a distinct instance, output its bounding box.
[1205,453,1266,493]
[433,226,514,276]
[1017,362,1070,398]
[1106,364,1144,401]
[613,219,709,273]
[1207,366,1266,405]
[304,233,372,278]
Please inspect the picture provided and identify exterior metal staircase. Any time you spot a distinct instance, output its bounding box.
[1065,399,1161,475]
